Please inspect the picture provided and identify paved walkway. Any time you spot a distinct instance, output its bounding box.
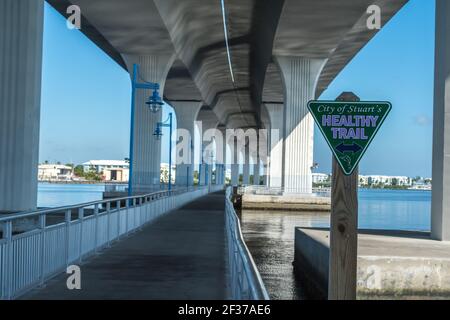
[22,191,228,300]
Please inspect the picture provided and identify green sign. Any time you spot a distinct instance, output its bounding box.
[307,100,392,175]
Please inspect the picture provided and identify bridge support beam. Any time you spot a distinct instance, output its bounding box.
[0,0,44,213]
[199,164,206,185]
[432,0,450,241]
[275,57,325,194]
[172,102,202,187]
[262,167,268,186]
[265,103,284,188]
[253,161,260,185]
[243,144,250,185]
[123,54,175,194]
[216,128,227,186]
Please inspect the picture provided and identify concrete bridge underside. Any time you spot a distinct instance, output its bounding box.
[1,0,449,240]
[43,0,408,195]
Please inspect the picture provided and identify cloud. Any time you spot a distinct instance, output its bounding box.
[413,114,432,126]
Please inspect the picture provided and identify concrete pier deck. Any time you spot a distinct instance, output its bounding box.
[294,228,450,299]
[242,194,331,211]
[21,192,228,300]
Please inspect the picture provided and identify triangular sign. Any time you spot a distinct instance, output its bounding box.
[307,100,392,175]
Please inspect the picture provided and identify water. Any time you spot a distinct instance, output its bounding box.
[239,189,432,300]
[37,183,105,208]
[36,185,432,299]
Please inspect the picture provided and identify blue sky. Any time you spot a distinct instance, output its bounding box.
[40,0,434,177]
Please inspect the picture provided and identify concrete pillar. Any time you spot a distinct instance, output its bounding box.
[262,166,269,186]
[432,0,450,241]
[123,54,175,194]
[172,101,202,187]
[253,162,260,185]
[208,163,212,186]
[243,144,250,185]
[220,164,225,185]
[265,103,284,188]
[199,163,206,185]
[231,165,239,186]
[216,128,227,185]
[0,0,44,212]
[214,165,220,185]
[230,144,239,186]
[275,57,325,194]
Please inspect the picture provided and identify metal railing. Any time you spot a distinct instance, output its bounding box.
[237,185,331,197]
[0,186,212,300]
[225,187,270,300]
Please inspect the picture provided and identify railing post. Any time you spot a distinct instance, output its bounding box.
[39,214,46,286]
[94,204,99,253]
[116,200,121,238]
[106,202,111,247]
[127,199,133,235]
[4,220,13,300]
[139,197,143,229]
[78,208,84,262]
[65,209,71,267]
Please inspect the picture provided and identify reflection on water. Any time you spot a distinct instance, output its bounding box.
[240,189,431,300]
[37,183,105,208]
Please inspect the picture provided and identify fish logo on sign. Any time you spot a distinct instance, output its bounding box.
[307,100,392,175]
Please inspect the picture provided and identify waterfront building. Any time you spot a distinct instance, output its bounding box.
[312,173,330,184]
[38,164,73,181]
[103,167,129,182]
[82,160,129,174]
[366,175,412,186]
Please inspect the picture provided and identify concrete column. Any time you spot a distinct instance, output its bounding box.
[216,128,227,185]
[265,103,284,188]
[214,165,220,185]
[243,144,250,185]
[123,54,175,194]
[208,163,212,186]
[231,165,239,186]
[253,162,260,185]
[432,0,450,241]
[0,0,44,212]
[230,143,239,186]
[172,101,202,187]
[220,165,224,185]
[199,164,206,185]
[262,166,269,186]
[275,57,325,194]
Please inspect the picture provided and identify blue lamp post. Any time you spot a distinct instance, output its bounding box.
[128,63,164,196]
[153,112,173,191]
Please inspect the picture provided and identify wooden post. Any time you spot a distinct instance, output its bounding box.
[328,92,359,300]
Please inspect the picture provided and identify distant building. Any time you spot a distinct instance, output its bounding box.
[312,173,330,184]
[359,175,369,186]
[82,160,129,173]
[360,175,412,187]
[38,164,73,181]
[82,160,130,182]
[103,167,129,182]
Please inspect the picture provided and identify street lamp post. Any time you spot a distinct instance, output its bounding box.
[154,112,173,191]
[128,63,164,196]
